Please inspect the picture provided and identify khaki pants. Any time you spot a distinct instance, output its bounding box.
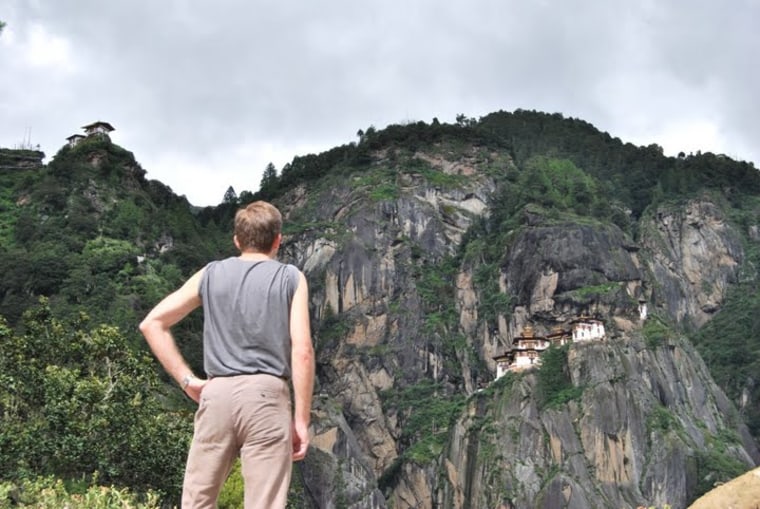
[182,374,292,509]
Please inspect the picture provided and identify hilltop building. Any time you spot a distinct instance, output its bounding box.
[492,351,512,380]
[66,134,85,148]
[82,121,115,137]
[638,300,648,321]
[66,121,115,147]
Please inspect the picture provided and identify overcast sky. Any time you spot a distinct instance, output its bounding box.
[2,1,758,207]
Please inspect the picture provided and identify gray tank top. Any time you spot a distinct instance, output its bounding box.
[198,257,300,379]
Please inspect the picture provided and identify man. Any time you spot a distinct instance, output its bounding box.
[139,200,314,509]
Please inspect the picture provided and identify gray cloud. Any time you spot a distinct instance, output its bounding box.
[2,0,758,205]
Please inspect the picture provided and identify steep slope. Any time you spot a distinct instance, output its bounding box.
[639,199,744,329]
[266,120,760,508]
[276,143,507,507]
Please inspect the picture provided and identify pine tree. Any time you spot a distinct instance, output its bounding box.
[259,162,278,197]
[223,185,238,205]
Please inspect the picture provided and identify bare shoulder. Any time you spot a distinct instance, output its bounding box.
[183,267,206,294]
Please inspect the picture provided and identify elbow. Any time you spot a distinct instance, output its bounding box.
[138,317,158,338]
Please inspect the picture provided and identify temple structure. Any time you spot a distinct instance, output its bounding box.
[546,325,571,346]
[493,316,606,380]
[570,316,606,342]
[66,134,85,148]
[82,121,115,136]
[65,121,115,147]
[492,325,551,377]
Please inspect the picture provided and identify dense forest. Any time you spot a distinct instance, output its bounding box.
[1,110,759,507]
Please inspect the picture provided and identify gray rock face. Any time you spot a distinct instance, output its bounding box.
[498,222,646,331]
[440,338,758,509]
[639,199,743,329]
[504,224,642,299]
[301,395,387,508]
[277,148,757,508]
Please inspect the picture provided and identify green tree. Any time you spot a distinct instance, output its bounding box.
[0,300,192,503]
[238,190,255,204]
[223,186,238,205]
[258,162,278,198]
[536,345,582,408]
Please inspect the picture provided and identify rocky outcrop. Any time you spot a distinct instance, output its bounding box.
[0,148,44,171]
[639,199,743,329]
[499,222,646,332]
[279,147,508,505]
[301,395,386,508]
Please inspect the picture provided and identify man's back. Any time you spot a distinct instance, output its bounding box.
[140,200,314,508]
[200,257,300,379]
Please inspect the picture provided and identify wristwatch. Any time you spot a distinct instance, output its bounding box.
[182,374,195,389]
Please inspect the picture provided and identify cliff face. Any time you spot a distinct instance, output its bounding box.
[639,199,744,329]
[441,337,759,509]
[276,146,758,508]
[439,194,757,509]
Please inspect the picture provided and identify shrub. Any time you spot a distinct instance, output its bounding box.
[0,476,163,508]
[642,316,672,349]
[0,301,192,503]
[536,345,583,408]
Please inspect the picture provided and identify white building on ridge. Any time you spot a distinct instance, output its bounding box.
[65,121,115,148]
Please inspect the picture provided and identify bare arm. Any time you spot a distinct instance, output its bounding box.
[290,270,315,461]
[139,269,205,402]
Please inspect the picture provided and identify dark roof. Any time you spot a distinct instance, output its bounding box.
[492,350,513,361]
[570,316,602,325]
[81,121,115,132]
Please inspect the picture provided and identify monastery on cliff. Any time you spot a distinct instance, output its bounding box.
[493,317,606,380]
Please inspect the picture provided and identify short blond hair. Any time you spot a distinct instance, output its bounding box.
[234,201,282,253]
